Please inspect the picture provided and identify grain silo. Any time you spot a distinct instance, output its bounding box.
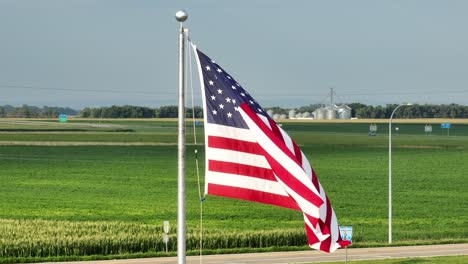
[325,105,337,119]
[288,109,296,119]
[337,104,352,119]
[314,107,326,119]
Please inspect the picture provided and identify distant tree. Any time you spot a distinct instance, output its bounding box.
[79,108,91,118]
[296,104,323,114]
[185,106,203,118]
[347,103,367,118]
[264,106,290,115]
[158,105,178,118]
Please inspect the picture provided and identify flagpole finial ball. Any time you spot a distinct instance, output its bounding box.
[175,10,188,22]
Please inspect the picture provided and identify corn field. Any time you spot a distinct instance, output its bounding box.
[0,219,307,258]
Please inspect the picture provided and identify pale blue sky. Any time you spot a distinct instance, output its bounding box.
[1,0,467,109]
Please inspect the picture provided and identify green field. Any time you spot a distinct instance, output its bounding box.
[0,119,467,262]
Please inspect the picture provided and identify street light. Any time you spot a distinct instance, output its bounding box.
[389,103,412,244]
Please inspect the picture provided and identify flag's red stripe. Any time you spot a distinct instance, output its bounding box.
[311,168,320,192]
[305,222,321,245]
[293,141,303,165]
[208,132,322,207]
[207,183,300,211]
[268,118,285,144]
[319,232,332,252]
[240,103,303,168]
[242,107,322,207]
[322,196,333,236]
[318,196,333,252]
[264,152,324,208]
[208,135,262,155]
[304,214,319,230]
[338,237,352,247]
[208,160,276,181]
[240,103,324,208]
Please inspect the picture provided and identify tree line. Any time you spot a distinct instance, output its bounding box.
[1,103,468,119]
[0,105,78,118]
[347,103,468,119]
[79,105,203,118]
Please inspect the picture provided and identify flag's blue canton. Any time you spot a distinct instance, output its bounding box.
[197,49,268,129]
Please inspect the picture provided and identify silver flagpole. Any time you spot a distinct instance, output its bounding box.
[176,10,188,264]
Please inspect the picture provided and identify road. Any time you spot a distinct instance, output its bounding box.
[44,243,468,264]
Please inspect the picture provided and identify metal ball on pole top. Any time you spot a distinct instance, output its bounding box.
[388,103,412,244]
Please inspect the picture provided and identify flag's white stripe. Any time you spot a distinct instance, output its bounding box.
[240,109,322,199]
[206,148,271,169]
[206,123,256,142]
[280,128,295,155]
[275,176,320,218]
[301,152,313,181]
[207,171,290,196]
[330,211,339,244]
[259,114,272,130]
[303,213,329,241]
[317,184,328,222]
[310,242,321,250]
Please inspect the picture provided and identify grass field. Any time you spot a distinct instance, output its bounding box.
[0,118,467,262]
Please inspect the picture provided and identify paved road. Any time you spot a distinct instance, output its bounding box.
[45,243,468,264]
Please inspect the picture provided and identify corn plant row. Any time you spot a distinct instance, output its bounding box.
[0,219,306,258]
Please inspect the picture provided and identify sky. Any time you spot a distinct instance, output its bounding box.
[1,0,467,109]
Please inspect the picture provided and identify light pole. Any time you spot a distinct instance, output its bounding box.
[388,103,412,244]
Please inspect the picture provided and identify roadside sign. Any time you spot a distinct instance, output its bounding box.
[369,124,377,136]
[339,226,353,242]
[59,114,67,123]
[163,221,170,253]
[441,123,451,136]
[424,124,432,135]
[163,234,169,252]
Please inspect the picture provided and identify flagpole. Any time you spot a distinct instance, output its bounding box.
[176,10,188,264]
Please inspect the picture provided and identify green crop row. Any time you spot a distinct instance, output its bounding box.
[0,219,307,258]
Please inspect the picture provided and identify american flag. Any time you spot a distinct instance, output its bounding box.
[193,45,351,253]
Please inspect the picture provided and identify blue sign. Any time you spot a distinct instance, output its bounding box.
[339,226,353,242]
[441,123,451,129]
[195,121,201,126]
[59,114,67,123]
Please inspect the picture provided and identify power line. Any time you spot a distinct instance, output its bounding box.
[1,83,467,98]
[0,84,162,95]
